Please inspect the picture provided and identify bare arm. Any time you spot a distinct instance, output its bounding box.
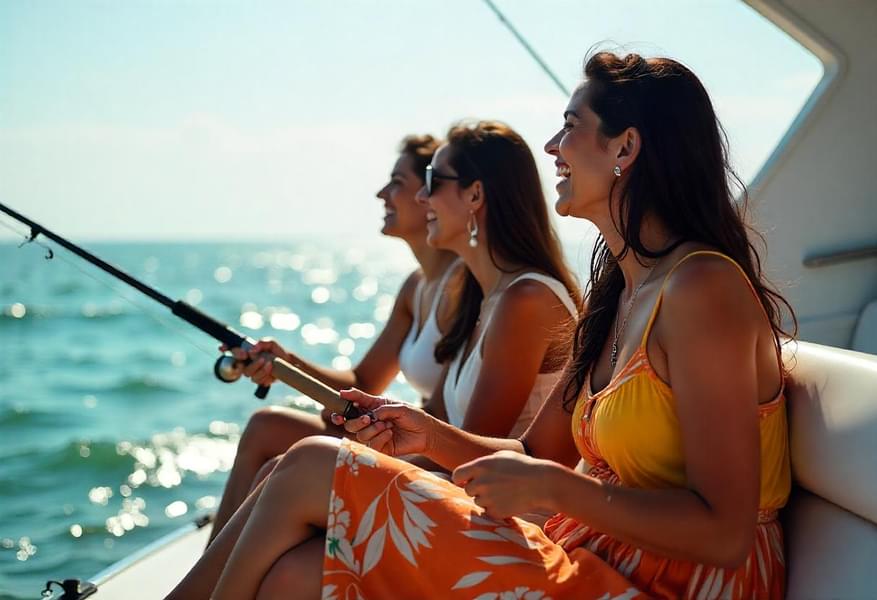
[423,359,581,471]
[460,280,571,437]
[422,363,450,421]
[517,362,584,469]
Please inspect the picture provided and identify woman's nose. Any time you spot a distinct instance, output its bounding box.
[414,185,429,206]
[544,130,561,155]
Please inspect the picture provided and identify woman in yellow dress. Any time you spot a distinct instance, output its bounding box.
[169,51,796,600]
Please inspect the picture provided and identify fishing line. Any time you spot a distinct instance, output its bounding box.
[0,216,215,358]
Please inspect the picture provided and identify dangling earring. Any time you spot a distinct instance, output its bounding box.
[613,165,622,177]
[467,211,479,248]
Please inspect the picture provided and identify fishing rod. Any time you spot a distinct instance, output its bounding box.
[0,201,365,420]
[481,0,570,97]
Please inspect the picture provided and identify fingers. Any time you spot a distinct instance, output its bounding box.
[340,412,377,434]
[339,388,386,410]
[370,403,411,422]
[452,459,482,487]
[242,356,275,385]
[367,428,394,453]
[229,347,249,361]
[249,339,282,357]
[353,419,394,443]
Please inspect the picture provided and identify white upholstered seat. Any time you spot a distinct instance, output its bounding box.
[783,341,877,599]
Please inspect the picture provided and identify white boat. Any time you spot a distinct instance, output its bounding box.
[41,0,877,598]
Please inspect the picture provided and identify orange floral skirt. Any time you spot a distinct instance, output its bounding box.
[321,440,784,600]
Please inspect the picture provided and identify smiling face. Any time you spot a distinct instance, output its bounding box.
[544,83,621,220]
[375,153,430,241]
[415,144,477,252]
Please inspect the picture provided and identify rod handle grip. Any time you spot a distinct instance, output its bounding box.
[255,384,270,399]
[270,357,362,416]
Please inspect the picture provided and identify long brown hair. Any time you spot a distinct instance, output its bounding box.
[434,120,579,364]
[563,52,797,411]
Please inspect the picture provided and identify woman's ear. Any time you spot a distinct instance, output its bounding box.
[467,181,485,212]
[615,127,641,171]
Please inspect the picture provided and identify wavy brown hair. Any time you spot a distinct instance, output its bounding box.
[398,134,440,182]
[563,52,797,411]
[434,120,580,365]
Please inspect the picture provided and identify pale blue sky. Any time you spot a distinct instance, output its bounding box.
[0,0,822,242]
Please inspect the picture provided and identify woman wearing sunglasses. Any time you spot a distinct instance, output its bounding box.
[168,120,581,598]
[206,134,462,543]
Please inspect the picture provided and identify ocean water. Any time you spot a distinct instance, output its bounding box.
[0,238,421,599]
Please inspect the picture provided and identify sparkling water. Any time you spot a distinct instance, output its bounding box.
[0,238,420,599]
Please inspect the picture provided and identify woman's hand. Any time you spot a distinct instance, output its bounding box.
[219,338,290,386]
[452,450,563,520]
[331,389,434,457]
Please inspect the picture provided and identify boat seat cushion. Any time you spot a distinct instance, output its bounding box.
[851,299,877,355]
[782,341,877,598]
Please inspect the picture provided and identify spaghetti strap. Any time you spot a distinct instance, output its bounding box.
[640,251,744,348]
[637,251,785,394]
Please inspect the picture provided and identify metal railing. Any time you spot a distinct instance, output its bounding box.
[803,244,877,268]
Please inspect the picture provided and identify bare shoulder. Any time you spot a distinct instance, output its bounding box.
[494,276,570,325]
[661,252,762,331]
[397,269,424,314]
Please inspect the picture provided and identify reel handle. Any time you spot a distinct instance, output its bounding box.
[213,353,271,399]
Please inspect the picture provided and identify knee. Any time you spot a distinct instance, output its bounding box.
[275,435,340,474]
[238,407,285,455]
[249,455,282,493]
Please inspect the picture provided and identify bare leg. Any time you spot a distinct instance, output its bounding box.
[209,406,338,544]
[167,475,268,599]
[212,436,340,600]
[255,536,325,600]
[248,455,281,494]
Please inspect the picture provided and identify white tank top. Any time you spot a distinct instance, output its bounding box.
[442,273,578,437]
[397,261,459,399]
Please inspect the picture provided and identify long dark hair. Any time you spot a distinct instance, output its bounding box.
[563,52,796,410]
[434,120,579,364]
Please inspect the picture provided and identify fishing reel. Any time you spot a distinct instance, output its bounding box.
[214,352,270,399]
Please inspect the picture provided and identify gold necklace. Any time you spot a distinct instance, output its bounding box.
[610,261,659,368]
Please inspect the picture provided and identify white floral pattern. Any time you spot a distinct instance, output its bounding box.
[322,439,647,599]
[472,587,552,600]
[335,440,378,475]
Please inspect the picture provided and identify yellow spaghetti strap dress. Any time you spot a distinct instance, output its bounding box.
[321,251,790,600]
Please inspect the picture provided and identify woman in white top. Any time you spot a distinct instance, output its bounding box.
[167,120,582,598]
[395,120,580,441]
[207,135,459,543]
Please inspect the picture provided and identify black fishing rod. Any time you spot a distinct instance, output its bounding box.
[0,201,365,419]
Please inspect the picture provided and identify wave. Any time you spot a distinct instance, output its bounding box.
[104,376,185,395]
[0,439,125,472]
[0,424,240,489]
[60,375,185,396]
[0,406,68,429]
